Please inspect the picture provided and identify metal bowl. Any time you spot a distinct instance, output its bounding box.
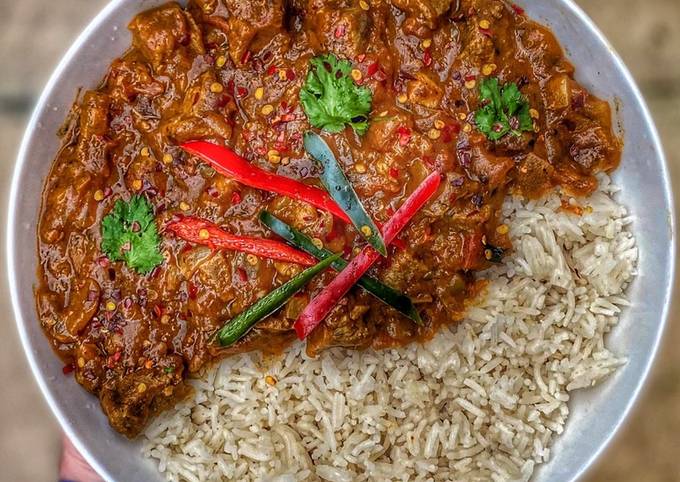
[7,1,675,480]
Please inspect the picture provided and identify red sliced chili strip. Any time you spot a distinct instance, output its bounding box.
[167,216,316,266]
[294,171,442,339]
[181,141,350,222]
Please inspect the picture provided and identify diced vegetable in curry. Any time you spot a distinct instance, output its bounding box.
[36,0,621,438]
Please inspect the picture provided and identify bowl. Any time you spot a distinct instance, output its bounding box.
[7,1,675,480]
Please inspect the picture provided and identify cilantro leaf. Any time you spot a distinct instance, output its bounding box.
[474,77,534,141]
[101,195,164,274]
[300,54,373,135]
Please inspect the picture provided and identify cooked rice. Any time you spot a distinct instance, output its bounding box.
[142,173,637,481]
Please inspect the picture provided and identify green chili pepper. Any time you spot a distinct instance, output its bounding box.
[259,211,422,324]
[303,131,387,256]
[216,253,341,346]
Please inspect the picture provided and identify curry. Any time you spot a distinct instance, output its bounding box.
[36,0,621,438]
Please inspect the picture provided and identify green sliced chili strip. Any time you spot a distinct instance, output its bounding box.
[259,211,422,324]
[216,253,341,346]
[303,131,387,256]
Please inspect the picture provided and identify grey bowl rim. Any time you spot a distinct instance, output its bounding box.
[6,0,676,481]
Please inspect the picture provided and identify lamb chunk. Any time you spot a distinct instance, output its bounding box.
[159,72,234,142]
[406,72,444,109]
[514,153,555,198]
[107,59,165,101]
[76,91,111,174]
[220,0,285,64]
[391,0,452,30]
[307,2,370,58]
[129,4,191,68]
[63,277,100,336]
[99,357,185,438]
[569,124,612,171]
[305,294,374,356]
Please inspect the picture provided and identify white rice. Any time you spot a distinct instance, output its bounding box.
[142,173,637,481]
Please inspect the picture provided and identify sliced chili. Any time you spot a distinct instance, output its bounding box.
[294,171,441,339]
[166,216,316,266]
[303,132,386,256]
[216,253,341,346]
[181,141,350,222]
[259,211,421,323]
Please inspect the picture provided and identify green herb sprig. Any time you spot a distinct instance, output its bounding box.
[474,77,533,141]
[101,195,164,274]
[300,54,373,135]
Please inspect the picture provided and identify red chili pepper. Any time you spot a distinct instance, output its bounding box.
[167,216,317,266]
[294,171,441,339]
[423,49,432,67]
[511,3,525,15]
[240,50,252,65]
[182,141,351,222]
[266,64,278,76]
[62,363,75,375]
[367,62,379,77]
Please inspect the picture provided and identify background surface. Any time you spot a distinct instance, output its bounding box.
[0,1,678,480]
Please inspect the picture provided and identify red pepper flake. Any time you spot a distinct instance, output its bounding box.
[374,68,387,82]
[396,125,412,146]
[237,267,248,282]
[423,49,432,67]
[367,62,379,77]
[511,3,525,15]
[188,282,198,300]
[113,351,122,362]
[153,304,164,318]
[464,74,476,82]
[231,190,242,204]
[479,27,493,38]
[207,186,219,198]
[334,24,346,38]
[389,167,400,179]
[98,256,110,268]
[227,79,235,95]
[62,363,75,375]
[237,86,248,97]
[240,50,252,65]
[266,64,278,76]
[357,54,366,62]
[286,68,296,81]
